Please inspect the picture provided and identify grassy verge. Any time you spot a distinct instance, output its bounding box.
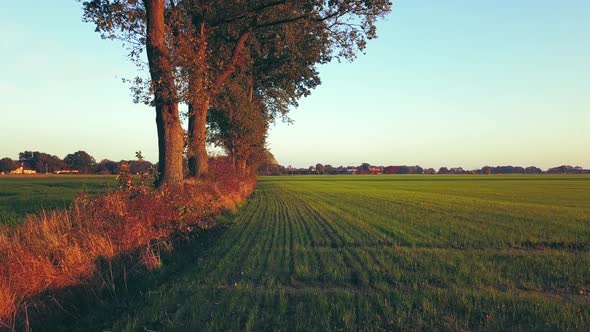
[0,166,255,328]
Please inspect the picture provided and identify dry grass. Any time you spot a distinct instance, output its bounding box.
[0,160,256,327]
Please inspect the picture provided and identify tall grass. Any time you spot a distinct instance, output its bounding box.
[0,160,255,328]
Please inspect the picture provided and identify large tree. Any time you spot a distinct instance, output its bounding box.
[64,150,96,173]
[83,0,184,187]
[207,18,330,175]
[95,159,119,174]
[0,158,18,173]
[207,76,269,175]
[143,0,185,186]
[82,0,391,181]
[175,0,391,178]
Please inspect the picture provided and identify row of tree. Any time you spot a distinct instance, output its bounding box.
[4,152,586,176]
[82,0,391,187]
[259,163,590,175]
[0,151,153,175]
[439,165,588,174]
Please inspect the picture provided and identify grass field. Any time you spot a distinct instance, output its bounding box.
[72,174,589,331]
[4,175,590,330]
[0,175,115,226]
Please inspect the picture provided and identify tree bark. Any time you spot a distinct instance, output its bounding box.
[144,0,184,187]
[186,23,210,179]
[155,103,184,187]
[187,100,209,178]
[238,159,247,175]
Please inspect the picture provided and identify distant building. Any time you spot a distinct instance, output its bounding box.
[383,166,397,174]
[10,159,37,174]
[368,167,383,175]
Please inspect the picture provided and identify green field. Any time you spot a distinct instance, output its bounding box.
[89,175,590,331]
[4,175,590,330]
[0,175,115,226]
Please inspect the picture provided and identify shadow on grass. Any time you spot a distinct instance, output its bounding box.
[18,219,231,332]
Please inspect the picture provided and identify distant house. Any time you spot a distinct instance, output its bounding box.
[383,166,397,174]
[10,160,37,174]
[368,167,383,175]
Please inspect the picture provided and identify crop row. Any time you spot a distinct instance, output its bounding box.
[110,176,590,331]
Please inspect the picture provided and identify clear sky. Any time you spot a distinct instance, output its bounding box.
[1,0,588,169]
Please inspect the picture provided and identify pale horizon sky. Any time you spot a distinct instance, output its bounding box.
[1,1,588,170]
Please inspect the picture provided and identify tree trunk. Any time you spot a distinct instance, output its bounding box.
[230,148,236,170]
[144,0,184,187]
[186,27,250,179]
[187,100,209,178]
[187,26,210,179]
[238,159,247,175]
[155,104,184,187]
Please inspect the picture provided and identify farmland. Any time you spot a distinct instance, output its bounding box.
[0,175,115,226]
[3,175,590,330]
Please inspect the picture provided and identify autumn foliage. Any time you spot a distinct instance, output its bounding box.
[0,159,255,327]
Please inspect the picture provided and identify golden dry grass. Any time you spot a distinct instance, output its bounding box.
[0,166,256,327]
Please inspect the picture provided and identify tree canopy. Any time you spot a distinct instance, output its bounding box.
[64,151,96,173]
[207,74,269,174]
[82,0,392,186]
[0,158,18,173]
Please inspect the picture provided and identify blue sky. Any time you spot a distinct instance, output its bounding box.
[1,0,588,169]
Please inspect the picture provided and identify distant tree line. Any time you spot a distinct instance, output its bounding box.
[0,151,155,175]
[259,162,590,176]
[2,152,588,176]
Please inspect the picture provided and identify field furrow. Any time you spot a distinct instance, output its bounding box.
[7,175,589,330]
[99,175,590,331]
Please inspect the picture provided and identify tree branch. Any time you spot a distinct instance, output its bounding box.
[210,0,288,28]
[213,31,251,93]
[254,14,307,29]
[253,6,348,29]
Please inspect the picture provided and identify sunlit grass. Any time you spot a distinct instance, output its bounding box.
[102,175,590,331]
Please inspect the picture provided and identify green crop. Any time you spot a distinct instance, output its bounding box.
[4,175,589,330]
[113,175,590,331]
